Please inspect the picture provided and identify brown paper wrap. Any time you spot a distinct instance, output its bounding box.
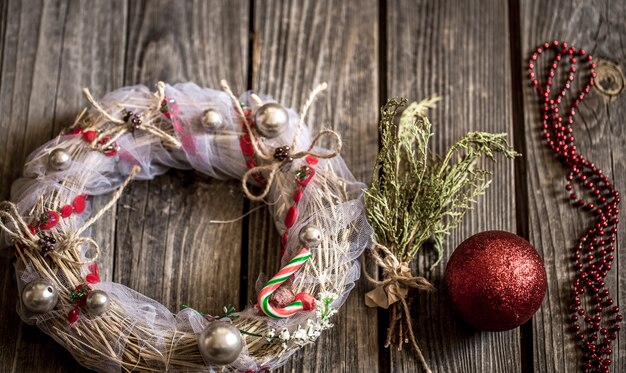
[363,242,435,373]
[363,244,434,308]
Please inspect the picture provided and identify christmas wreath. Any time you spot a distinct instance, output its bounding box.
[0,81,371,372]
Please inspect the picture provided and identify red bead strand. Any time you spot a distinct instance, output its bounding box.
[528,40,621,373]
[280,157,318,258]
[236,101,267,186]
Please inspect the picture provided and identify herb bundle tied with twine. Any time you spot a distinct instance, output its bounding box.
[363,97,518,372]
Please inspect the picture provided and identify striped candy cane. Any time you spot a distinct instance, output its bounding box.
[258,248,315,318]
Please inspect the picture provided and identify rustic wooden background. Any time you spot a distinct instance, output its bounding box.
[0,0,625,372]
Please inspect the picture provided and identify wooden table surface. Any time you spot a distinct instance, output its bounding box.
[1,0,625,372]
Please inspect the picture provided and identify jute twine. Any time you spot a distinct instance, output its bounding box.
[0,166,141,266]
[363,243,434,373]
[0,81,366,371]
[220,81,342,202]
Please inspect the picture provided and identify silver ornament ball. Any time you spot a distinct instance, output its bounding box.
[85,290,110,315]
[254,102,289,138]
[201,108,224,130]
[299,225,322,248]
[48,148,72,171]
[198,322,244,365]
[21,279,58,313]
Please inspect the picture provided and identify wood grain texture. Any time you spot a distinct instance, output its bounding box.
[520,0,626,371]
[2,0,626,372]
[0,1,127,372]
[249,0,380,372]
[387,0,521,372]
[0,0,249,372]
[116,0,249,316]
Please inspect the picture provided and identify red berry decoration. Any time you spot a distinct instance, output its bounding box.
[82,130,97,143]
[246,158,257,169]
[39,211,60,230]
[282,232,289,246]
[293,188,303,203]
[67,308,80,324]
[239,134,255,156]
[98,136,119,157]
[85,263,100,284]
[305,155,318,165]
[296,166,315,187]
[73,195,87,213]
[60,204,73,218]
[284,205,298,228]
[160,98,174,119]
[444,231,547,331]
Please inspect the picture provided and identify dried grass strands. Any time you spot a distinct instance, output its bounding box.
[3,82,368,372]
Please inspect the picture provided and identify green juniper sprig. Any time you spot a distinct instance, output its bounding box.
[364,97,519,268]
[180,304,238,320]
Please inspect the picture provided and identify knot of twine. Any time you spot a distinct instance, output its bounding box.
[0,166,140,265]
[0,202,39,250]
[82,82,182,149]
[0,201,100,265]
[363,242,434,373]
[220,80,342,202]
[241,129,342,201]
[363,243,434,309]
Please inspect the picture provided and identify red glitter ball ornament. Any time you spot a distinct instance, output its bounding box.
[444,231,547,331]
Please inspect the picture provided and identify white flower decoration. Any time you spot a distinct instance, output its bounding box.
[263,291,340,349]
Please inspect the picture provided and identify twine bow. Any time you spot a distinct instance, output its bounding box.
[363,243,434,309]
[0,166,140,264]
[220,80,342,202]
[82,82,182,149]
[0,202,39,250]
[241,129,342,201]
[363,242,434,373]
[0,201,101,264]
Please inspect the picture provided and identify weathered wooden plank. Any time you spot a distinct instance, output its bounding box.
[0,0,127,372]
[0,0,251,372]
[116,0,249,317]
[520,0,626,371]
[387,0,521,372]
[248,0,380,371]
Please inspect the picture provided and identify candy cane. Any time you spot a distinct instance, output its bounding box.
[258,248,315,318]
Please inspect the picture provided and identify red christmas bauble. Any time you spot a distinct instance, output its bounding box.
[444,231,547,331]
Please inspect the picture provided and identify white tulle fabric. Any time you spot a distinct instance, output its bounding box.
[5,83,371,372]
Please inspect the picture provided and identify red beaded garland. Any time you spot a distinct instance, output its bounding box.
[85,263,100,284]
[528,40,621,373]
[237,102,268,187]
[281,161,318,257]
[293,188,303,203]
[233,96,320,261]
[30,194,89,237]
[284,205,298,228]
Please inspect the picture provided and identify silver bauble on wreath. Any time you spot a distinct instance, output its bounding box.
[201,108,224,131]
[198,321,244,365]
[254,103,289,138]
[85,290,110,315]
[48,148,72,171]
[299,225,322,248]
[22,279,58,313]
